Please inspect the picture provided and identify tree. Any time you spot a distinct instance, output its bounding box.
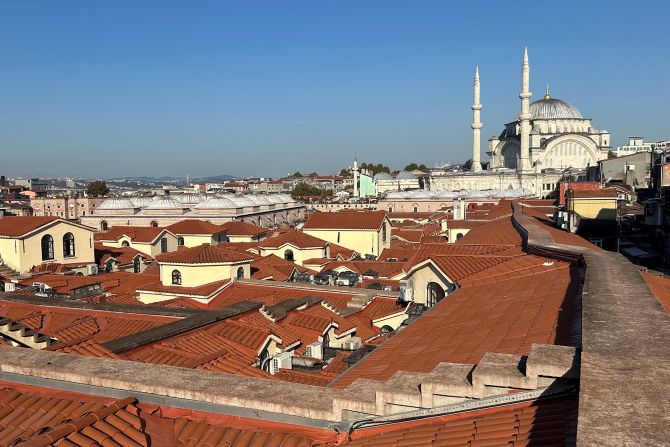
[462,159,473,171]
[292,171,303,178]
[360,162,390,176]
[86,181,109,197]
[291,181,332,197]
[608,150,617,159]
[404,163,427,172]
[307,172,319,178]
[339,168,350,177]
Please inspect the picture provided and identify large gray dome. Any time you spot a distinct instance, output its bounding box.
[530,97,583,120]
[98,197,136,210]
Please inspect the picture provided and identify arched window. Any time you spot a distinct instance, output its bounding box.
[150,221,158,228]
[105,260,114,272]
[380,325,394,335]
[426,282,445,307]
[121,240,130,248]
[456,232,464,240]
[133,257,141,273]
[284,249,294,262]
[63,232,75,257]
[177,236,184,246]
[41,235,54,261]
[236,266,244,280]
[171,270,182,285]
[100,221,108,231]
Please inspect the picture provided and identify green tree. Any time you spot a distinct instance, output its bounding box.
[307,172,319,178]
[404,163,428,172]
[462,159,473,171]
[291,182,332,197]
[608,150,616,159]
[339,168,350,177]
[360,162,390,176]
[86,180,109,197]
[292,171,303,178]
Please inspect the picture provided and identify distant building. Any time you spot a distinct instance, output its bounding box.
[31,196,106,219]
[614,137,652,157]
[591,152,652,189]
[14,178,48,191]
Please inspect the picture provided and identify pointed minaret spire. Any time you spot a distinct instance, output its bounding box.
[518,45,532,173]
[352,154,360,197]
[544,83,551,100]
[470,64,483,172]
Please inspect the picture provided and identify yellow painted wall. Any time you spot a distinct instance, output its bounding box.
[259,245,328,266]
[371,311,408,331]
[159,261,250,287]
[405,262,453,306]
[304,221,390,257]
[101,232,178,257]
[570,198,618,220]
[446,227,472,243]
[0,222,94,274]
[180,234,216,248]
[227,235,257,243]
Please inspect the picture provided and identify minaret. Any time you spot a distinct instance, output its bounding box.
[353,156,359,197]
[518,46,532,173]
[470,65,483,172]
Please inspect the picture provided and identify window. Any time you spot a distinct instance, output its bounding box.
[41,235,54,260]
[236,266,244,279]
[456,232,464,240]
[171,270,182,285]
[413,206,418,213]
[337,232,341,243]
[284,249,294,262]
[62,232,75,257]
[150,221,158,228]
[100,221,108,231]
[382,224,387,243]
[133,257,141,273]
[177,236,185,246]
[121,240,130,248]
[426,282,445,307]
[105,260,114,272]
[160,237,168,253]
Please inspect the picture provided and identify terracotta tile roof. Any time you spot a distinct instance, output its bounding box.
[568,187,618,198]
[330,266,581,388]
[425,255,512,282]
[357,298,407,321]
[95,226,170,243]
[379,247,420,262]
[156,244,254,264]
[47,338,123,359]
[347,395,578,447]
[0,216,59,237]
[356,278,401,291]
[329,243,357,260]
[259,230,328,249]
[456,217,523,246]
[208,282,355,309]
[323,260,405,278]
[273,369,333,387]
[95,244,145,267]
[19,274,103,295]
[137,279,231,297]
[641,272,670,314]
[251,255,311,282]
[0,385,148,447]
[166,219,226,235]
[303,210,388,230]
[219,220,267,237]
[391,228,424,243]
[458,255,571,288]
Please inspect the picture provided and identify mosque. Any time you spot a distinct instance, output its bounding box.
[429,47,611,196]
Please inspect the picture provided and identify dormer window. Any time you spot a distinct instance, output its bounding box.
[171,270,182,285]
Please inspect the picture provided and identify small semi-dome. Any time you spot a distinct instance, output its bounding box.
[98,197,137,210]
[395,171,416,180]
[373,172,393,180]
[195,197,237,209]
[174,193,205,204]
[129,197,154,208]
[144,196,186,210]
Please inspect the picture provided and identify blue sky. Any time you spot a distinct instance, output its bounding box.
[1,1,668,178]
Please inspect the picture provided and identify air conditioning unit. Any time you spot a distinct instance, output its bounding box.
[306,342,323,360]
[86,264,98,276]
[4,282,15,292]
[269,352,293,375]
[399,283,414,303]
[344,337,362,351]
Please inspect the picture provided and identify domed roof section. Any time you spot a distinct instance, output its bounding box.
[174,193,205,204]
[395,171,416,180]
[248,195,272,206]
[144,196,186,210]
[529,90,583,120]
[195,197,236,209]
[374,172,393,180]
[130,197,154,208]
[229,195,257,207]
[98,197,137,210]
[266,195,284,205]
[277,194,294,203]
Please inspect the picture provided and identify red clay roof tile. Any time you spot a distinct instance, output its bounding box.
[303,211,388,230]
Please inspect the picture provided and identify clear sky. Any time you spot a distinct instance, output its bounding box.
[1,1,668,179]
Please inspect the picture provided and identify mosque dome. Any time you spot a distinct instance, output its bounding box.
[529,89,583,120]
[277,194,294,203]
[374,172,393,180]
[248,195,272,206]
[144,196,185,210]
[266,195,285,205]
[195,197,236,209]
[395,171,416,180]
[98,197,136,210]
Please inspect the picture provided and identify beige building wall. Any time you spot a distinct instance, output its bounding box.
[100,232,178,257]
[0,222,94,274]
[31,197,106,219]
[304,221,390,257]
[405,262,453,306]
[570,198,618,220]
[259,245,328,266]
[179,234,219,248]
[159,261,250,287]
